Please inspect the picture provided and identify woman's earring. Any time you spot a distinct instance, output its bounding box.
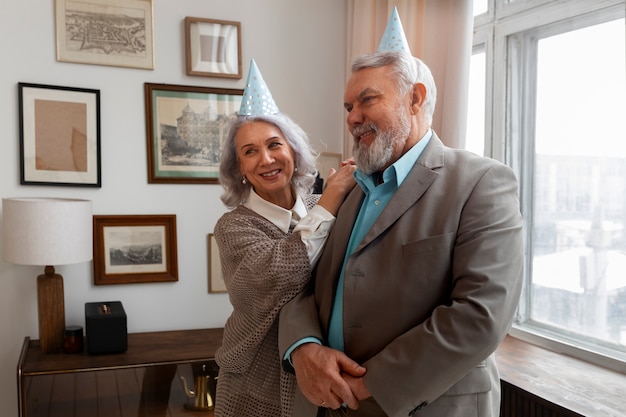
[242,176,247,185]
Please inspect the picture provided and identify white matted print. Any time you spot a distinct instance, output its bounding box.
[185,16,242,79]
[316,152,343,183]
[93,215,178,285]
[209,234,227,293]
[55,0,154,69]
[18,82,101,187]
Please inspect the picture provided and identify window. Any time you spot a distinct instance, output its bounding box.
[465,46,486,156]
[471,0,626,370]
[473,0,489,17]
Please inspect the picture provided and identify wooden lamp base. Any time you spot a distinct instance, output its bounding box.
[37,266,65,353]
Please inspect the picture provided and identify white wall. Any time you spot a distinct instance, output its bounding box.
[0,1,346,414]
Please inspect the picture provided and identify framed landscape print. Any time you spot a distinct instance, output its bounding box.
[18,82,101,187]
[185,16,242,78]
[93,214,178,285]
[55,0,155,69]
[144,83,243,184]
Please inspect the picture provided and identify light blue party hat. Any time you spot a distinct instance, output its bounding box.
[377,7,411,54]
[239,59,279,115]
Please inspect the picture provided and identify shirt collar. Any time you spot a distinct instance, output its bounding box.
[355,129,433,191]
[243,188,307,234]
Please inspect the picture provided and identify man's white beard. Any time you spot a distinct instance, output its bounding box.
[352,112,410,175]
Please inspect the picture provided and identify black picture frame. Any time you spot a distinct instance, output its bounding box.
[18,82,101,187]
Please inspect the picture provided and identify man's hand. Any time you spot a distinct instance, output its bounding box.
[291,343,366,410]
[344,372,372,401]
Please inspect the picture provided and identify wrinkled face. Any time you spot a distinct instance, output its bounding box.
[344,66,411,175]
[236,121,296,207]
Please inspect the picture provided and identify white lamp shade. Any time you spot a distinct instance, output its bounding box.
[2,198,93,266]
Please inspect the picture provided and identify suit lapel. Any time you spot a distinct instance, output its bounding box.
[327,187,363,280]
[316,134,446,326]
[316,187,363,328]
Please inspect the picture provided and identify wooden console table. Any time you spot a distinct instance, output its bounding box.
[17,328,224,417]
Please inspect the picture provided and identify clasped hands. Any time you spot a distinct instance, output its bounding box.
[291,343,371,410]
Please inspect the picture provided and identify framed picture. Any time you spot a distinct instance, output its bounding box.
[145,83,243,184]
[316,152,343,185]
[185,16,242,78]
[55,0,155,70]
[93,215,178,285]
[18,82,101,187]
[208,234,226,293]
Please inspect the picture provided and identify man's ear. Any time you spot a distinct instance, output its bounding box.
[410,83,427,114]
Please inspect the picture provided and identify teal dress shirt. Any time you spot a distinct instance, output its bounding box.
[284,130,432,360]
[328,130,432,350]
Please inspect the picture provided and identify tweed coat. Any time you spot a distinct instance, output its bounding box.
[214,194,321,417]
[279,133,524,417]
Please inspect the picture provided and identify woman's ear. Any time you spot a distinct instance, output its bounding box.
[410,83,427,114]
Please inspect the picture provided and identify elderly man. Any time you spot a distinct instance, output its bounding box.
[279,49,524,417]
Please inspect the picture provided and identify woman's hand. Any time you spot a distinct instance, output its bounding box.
[317,159,357,216]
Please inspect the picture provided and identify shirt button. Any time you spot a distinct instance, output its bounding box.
[374,200,380,205]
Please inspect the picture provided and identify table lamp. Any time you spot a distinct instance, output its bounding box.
[2,197,92,353]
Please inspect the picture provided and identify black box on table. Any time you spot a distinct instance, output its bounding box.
[85,301,128,354]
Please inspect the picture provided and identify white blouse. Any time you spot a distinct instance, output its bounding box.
[243,189,335,266]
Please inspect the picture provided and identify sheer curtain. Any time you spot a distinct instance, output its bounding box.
[344,0,473,154]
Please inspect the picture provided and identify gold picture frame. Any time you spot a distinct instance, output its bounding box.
[185,16,242,78]
[55,0,155,70]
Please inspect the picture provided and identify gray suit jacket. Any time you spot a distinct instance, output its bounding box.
[279,133,524,417]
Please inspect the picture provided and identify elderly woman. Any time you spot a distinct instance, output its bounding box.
[213,61,356,417]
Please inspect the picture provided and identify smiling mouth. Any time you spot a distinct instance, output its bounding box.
[358,130,375,140]
[352,125,377,142]
[261,169,280,177]
[353,130,376,144]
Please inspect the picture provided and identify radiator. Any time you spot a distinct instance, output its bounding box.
[500,381,585,417]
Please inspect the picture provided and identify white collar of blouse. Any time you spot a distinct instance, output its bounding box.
[243,188,307,234]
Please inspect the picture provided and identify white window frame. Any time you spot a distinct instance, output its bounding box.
[471,26,494,157]
[476,0,626,372]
